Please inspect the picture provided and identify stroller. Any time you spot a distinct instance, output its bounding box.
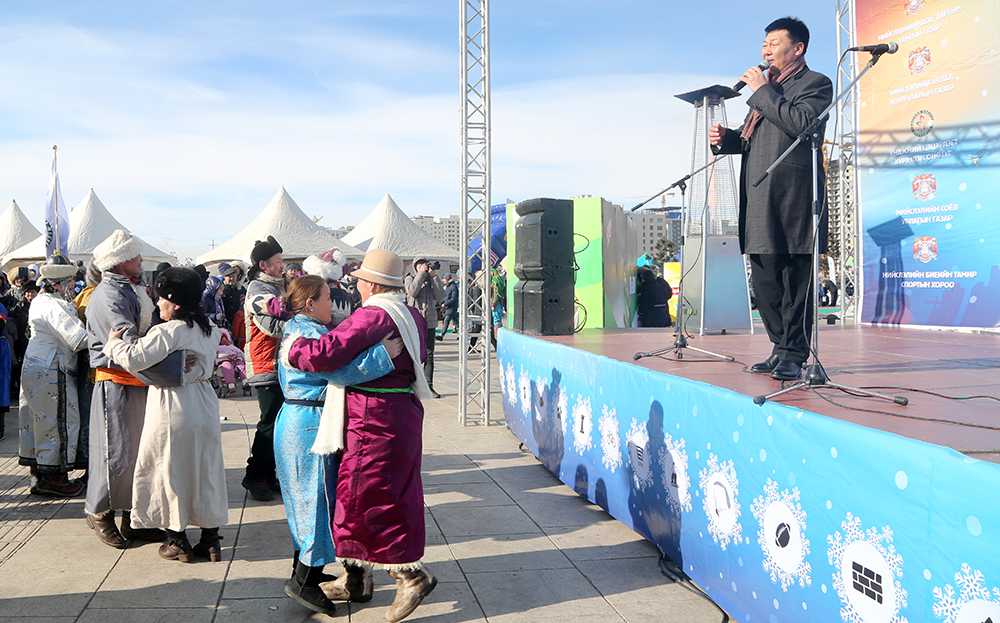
[213,329,251,399]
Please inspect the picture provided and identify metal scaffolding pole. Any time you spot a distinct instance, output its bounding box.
[835,0,861,323]
[459,0,493,426]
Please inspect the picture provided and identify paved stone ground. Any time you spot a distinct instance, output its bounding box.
[0,339,724,622]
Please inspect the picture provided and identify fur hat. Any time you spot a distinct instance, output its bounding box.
[351,249,404,288]
[38,255,79,282]
[92,229,141,271]
[303,254,343,282]
[155,267,204,310]
[193,264,209,283]
[251,235,283,266]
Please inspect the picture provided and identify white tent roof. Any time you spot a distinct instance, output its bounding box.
[1,189,175,270]
[343,194,459,260]
[197,187,363,265]
[0,200,41,258]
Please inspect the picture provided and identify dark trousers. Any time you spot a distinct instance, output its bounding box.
[749,253,813,364]
[245,383,283,483]
[441,307,459,334]
[424,328,436,388]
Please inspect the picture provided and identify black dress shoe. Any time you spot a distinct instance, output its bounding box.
[749,354,780,374]
[120,511,165,542]
[771,360,803,381]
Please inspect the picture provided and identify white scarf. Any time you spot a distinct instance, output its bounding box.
[311,291,432,455]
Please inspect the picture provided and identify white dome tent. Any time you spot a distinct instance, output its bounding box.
[196,187,363,266]
[343,193,460,262]
[0,200,42,258]
[1,189,175,270]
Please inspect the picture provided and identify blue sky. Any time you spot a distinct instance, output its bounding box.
[0,2,839,260]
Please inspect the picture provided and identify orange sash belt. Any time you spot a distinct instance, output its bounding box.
[94,367,146,387]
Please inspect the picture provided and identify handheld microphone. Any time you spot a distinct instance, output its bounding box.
[732,60,771,93]
[848,42,899,54]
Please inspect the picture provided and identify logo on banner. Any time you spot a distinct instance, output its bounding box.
[932,563,1000,622]
[909,46,932,74]
[904,0,925,14]
[750,479,812,591]
[698,453,743,550]
[911,110,936,137]
[660,433,692,514]
[827,513,907,623]
[912,173,937,201]
[913,236,939,263]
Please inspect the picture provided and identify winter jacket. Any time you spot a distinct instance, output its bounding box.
[404,265,444,327]
[243,273,286,386]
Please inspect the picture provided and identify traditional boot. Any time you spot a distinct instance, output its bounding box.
[284,561,336,616]
[158,529,194,563]
[31,472,85,498]
[323,563,373,603]
[120,511,165,543]
[386,568,437,623]
[193,527,223,562]
[86,510,127,549]
[291,551,336,584]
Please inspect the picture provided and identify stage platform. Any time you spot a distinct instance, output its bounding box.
[496,325,1000,623]
[542,325,1000,462]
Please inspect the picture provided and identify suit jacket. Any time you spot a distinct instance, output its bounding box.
[713,65,833,255]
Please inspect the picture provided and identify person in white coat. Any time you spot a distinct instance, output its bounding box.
[17,257,89,497]
[103,267,228,563]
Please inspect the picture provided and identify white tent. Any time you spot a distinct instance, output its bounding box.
[1,189,176,270]
[0,200,41,258]
[197,187,363,266]
[343,194,460,261]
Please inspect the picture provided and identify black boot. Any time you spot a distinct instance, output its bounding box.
[284,561,336,616]
[292,550,337,584]
[158,529,194,563]
[120,511,165,543]
[193,527,223,562]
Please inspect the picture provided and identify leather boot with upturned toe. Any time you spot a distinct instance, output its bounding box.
[386,568,437,623]
[159,530,194,563]
[86,512,127,549]
[323,563,373,602]
[749,354,780,374]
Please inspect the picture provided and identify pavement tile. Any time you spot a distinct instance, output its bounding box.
[544,521,660,561]
[77,609,215,623]
[449,533,573,573]
[465,568,621,621]
[423,481,515,509]
[431,505,540,538]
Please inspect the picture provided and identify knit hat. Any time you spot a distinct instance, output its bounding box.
[350,249,404,288]
[92,229,141,271]
[155,267,204,310]
[250,236,283,266]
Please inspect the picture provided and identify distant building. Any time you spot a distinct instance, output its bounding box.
[411,214,482,252]
[328,225,355,241]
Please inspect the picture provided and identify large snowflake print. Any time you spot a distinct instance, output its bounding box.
[932,563,1000,623]
[571,395,593,454]
[598,405,622,473]
[698,453,742,550]
[626,418,653,490]
[555,387,569,435]
[659,433,692,514]
[534,376,549,422]
[827,512,908,623]
[750,479,812,591]
[518,369,532,414]
[497,360,507,397]
[505,363,517,407]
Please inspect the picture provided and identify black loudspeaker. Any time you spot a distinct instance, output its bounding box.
[514,198,574,281]
[513,280,574,335]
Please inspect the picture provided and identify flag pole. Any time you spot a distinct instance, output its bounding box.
[52,145,61,258]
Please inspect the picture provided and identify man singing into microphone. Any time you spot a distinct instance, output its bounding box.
[709,16,832,381]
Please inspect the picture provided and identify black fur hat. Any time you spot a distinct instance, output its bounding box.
[251,235,283,266]
[156,267,204,310]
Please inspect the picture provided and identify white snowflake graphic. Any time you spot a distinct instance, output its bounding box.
[534,377,549,422]
[497,361,507,397]
[827,512,908,623]
[660,434,692,513]
[556,387,569,435]
[518,369,532,414]
[750,479,812,591]
[505,363,517,407]
[626,418,653,490]
[698,453,742,550]
[571,395,593,454]
[598,405,622,473]
[932,563,1000,622]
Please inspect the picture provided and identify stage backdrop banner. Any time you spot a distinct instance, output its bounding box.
[856,0,1000,328]
[498,328,1000,623]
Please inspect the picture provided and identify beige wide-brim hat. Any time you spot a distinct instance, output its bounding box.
[350,249,404,288]
[38,263,78,281]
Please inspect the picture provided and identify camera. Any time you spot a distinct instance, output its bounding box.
[430,260,441,271]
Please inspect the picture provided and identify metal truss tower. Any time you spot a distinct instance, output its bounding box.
[459,0,493,426]
[835,0,861,322]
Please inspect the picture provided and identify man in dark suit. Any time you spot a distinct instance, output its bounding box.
[709,16,832,381]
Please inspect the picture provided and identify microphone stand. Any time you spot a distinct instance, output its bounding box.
[752,50,907,407]
[632,157,736,363]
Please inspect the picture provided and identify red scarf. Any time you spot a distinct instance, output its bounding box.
[740,58,807,141]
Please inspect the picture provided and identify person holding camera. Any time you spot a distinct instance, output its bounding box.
[404,258,444,399]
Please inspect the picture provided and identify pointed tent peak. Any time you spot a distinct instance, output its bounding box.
[11,198,19,209]
[0,197,44,258]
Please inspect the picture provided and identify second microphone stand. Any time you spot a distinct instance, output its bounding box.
[632,159,735,363]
